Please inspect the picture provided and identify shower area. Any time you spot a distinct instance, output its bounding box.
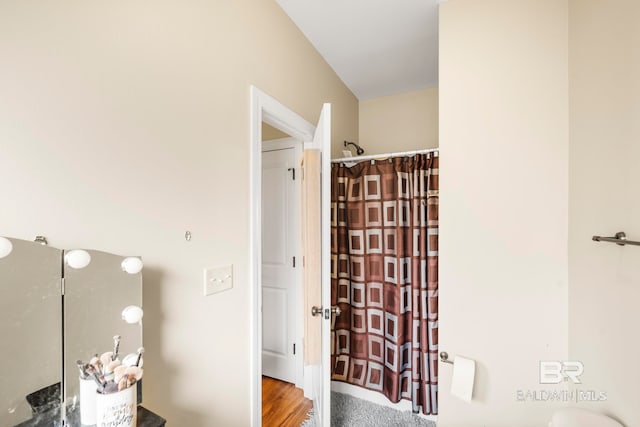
[327,145,439,425]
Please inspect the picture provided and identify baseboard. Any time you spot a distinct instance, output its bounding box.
[303,365,313,399]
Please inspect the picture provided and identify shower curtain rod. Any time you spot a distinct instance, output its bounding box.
[331,148,439,163]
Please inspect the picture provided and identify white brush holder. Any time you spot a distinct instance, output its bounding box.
[95,382,137,427]
[79,377,97,425]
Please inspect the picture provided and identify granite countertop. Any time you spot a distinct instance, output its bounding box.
[15,405,166,426]
[135,407,166,427]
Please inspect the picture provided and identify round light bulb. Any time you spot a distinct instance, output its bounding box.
[122,305,144,324]
[65,249,91,269]
[121,257,143,274]
[0,237,13,259]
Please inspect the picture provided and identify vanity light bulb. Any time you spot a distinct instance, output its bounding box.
[121,257,143,275]
[122,305,144,324]
[0,237,13,259]
[65,249,91,269]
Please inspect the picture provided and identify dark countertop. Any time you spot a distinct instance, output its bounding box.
[135,407,166,427]
[15,405,166,427]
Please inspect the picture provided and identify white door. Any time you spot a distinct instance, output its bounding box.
[261,145,299,384]
[319,104,332,427]
[311,103,332,427]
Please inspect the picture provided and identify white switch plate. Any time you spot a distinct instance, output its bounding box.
[203,265,233,296]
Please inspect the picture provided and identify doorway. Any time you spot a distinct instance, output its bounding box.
[261,135,303,386]
[261,133,310,426]
[250,86,332,427]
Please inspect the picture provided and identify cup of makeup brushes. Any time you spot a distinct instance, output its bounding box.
[95,382,137,427]
[79,377,98,425]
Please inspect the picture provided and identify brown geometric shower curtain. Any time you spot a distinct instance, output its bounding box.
[330,153,439,415]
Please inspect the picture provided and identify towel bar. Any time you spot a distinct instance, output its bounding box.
[592,231,640,247]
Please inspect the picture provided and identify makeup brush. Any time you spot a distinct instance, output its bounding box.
[135,347,144,367]
[89,355,102,373]
[105,359,121,373]
[92,372,106,392]
[118,375,130,391]
[122,353,138,368]
[112,335,121,361]
[104,359,121,381]
[100,352,114,370]
[125,366,143,382]
[113,365,127,383]
[84,363,95,376]
[76,360,89,379]
[128,375,137,388]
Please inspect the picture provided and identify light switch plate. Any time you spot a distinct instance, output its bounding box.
[203,265,233,296]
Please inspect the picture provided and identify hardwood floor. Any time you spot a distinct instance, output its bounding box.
[262,376,313,427]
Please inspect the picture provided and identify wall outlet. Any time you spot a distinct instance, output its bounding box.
[203,265,233,296]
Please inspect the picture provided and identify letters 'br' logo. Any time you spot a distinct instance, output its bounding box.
[539,361,584,384]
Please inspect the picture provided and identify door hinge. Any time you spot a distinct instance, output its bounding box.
[61,277,65,295]
[293,343,296,355]
[288,167,295,180]
[292,256,296,268]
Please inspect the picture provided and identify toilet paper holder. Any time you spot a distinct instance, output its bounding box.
[440,351,454,364]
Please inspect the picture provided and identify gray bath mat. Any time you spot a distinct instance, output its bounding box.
[301,391,436,427]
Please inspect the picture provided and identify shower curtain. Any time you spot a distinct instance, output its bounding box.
[330,153,439,415]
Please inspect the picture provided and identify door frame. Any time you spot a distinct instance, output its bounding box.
[261,138,304,389]
[250,86,318,427]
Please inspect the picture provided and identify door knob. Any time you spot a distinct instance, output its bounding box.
[311,305,341,319]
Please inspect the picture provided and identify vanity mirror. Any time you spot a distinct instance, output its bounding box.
[0,237,143,427]
[64,249,143,406]
[0,238,62,426]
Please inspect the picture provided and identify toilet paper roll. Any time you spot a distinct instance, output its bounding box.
[450,356,475,402]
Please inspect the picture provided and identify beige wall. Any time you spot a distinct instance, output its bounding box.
[569,1,640,425]
[439,1,569,425]
[0,1,357,425]
[357,87,438,157]
[262,123,289,141]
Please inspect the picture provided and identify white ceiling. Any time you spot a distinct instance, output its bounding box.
[275,0,439,100]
